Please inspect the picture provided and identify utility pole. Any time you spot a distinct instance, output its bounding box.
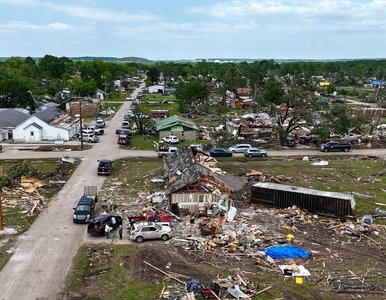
[103,81,109,116]
[79,97,84,151]
[0,190,4,231]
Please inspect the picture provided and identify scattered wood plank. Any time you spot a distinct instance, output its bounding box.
[143,260,186,286]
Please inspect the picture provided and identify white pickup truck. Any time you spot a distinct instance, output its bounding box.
[83,126,104,135]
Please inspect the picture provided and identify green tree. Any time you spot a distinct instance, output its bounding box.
[262,79,285,105]
[270,79,313,145]
[327,83,336,94]
[175,80,209,113]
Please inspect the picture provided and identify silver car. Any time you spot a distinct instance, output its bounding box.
[228,144,253,153]
[130,223,172,243]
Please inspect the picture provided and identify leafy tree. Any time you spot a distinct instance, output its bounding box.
[219,65,244,106]
[262,79,285,105]
[39,55,66,78]
[175,80,209,112]
[70,77,97,96]
[147,67,160,85]
[270,79,313,145]
[327,83,336,94]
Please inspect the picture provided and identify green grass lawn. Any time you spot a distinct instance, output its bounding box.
[140,94,181,116]
[65,244,162,300]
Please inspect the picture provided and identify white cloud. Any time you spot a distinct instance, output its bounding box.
[0,0,38,4]
[0,21,78,31]
[42,2,156,22]
[190,0,386,18]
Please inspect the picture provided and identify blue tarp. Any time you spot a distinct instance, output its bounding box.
[263,245,310,259]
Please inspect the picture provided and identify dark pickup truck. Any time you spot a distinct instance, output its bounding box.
[320,141,352,152]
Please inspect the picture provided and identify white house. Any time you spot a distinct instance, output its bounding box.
[13,107,79,142]
[96,89,106,101]
[148,85,165,94]
[13,115,70,141]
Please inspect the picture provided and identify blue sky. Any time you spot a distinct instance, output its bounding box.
[0,0,386,60]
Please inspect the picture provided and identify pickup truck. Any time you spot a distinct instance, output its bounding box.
[320,141,352,152]
[73,186,98,223]
[157,145,178,158]
[83,126,104,135]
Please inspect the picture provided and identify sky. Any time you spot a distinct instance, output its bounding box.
[1,0,386,60]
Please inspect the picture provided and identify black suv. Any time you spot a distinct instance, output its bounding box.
[97,159,113,175]
[73,196,95,223]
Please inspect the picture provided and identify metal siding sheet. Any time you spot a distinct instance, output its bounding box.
[251,185,352,217]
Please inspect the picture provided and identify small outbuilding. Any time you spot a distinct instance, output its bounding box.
[251,182,355,217]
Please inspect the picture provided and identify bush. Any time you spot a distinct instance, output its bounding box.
[8,160,39,181]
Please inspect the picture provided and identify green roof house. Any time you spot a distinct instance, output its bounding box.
[155,115,199,141]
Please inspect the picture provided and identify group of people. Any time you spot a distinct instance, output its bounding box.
[104,216,123,240]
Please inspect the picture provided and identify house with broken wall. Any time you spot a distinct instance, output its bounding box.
[0,108,30,141]
[226,113,274,139]
[163,149,247,215]
[13,107,79,142]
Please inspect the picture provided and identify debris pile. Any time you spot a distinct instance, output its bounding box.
[246,170,292,183]
[1,177,47,217]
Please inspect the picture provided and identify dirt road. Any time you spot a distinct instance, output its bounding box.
[0,84,143,300]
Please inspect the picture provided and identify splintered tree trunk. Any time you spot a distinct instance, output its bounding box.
[221,90,226,106]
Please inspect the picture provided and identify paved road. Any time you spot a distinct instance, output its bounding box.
[1,146,385,160]
[0,83,144,300]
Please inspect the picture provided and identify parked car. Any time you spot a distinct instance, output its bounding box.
[244,148,267,157]
[320,141,352,152]
[228,144,253,153]
[81,133,99,143]
[163,135,179,144]
[115,128,131,135]
[95,119,105,128]
[87,214,122,236]
[73,196,95,223]
[189,144,203,151]
[117,134,130,145]
[209,147,233,157]
[130,223,172,243]
[285,136,297,147]
[97,159,113,175]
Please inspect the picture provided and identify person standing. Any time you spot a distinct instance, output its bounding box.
[118,225,123,240]
[105,223,110,239]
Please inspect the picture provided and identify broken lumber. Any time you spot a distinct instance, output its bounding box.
[159,286,165,299]
[143,260,186,285]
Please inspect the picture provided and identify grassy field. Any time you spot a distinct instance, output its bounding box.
[65,244,162,300]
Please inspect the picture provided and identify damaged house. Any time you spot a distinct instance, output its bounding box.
[163,149,246,215]
[226,113,274,140]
